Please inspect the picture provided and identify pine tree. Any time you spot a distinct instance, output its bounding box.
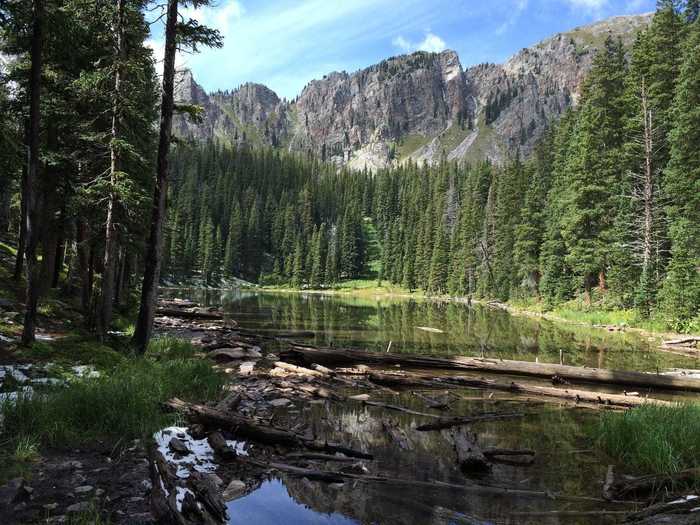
[559,37,627,302]
[659,18,700,330]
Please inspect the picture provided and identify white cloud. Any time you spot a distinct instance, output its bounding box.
[181,1,244,38]
[392,35,412,52]
[564,0,608,11]
[495,0,528,35]
[392,31,447,54]
[418,32,447,52]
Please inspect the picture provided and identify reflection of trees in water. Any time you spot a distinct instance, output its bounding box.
[166,289,695,371]
[281,399,608,525]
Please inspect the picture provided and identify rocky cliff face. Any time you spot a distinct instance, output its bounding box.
[173,13,652,169]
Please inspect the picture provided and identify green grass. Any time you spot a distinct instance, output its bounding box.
[16,338,128,370]
[438,124,471,154]
[0,345,224,448]
[395,134,432,160]
[0,241,17,257]
[13,435,40,462]
[592,404,700,478]
[147,336,197,360]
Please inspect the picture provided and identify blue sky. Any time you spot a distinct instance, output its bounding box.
[147,0,655,100]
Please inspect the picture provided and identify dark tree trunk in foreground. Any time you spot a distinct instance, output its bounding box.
[13,123,29,281]
[132,0,178,353]
[99,0,125,337]
[21,0,44,345]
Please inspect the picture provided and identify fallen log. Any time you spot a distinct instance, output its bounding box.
[663,336,700,347]
[413,391,450,410]
[607,468,700,500]
[416,412,525,431]
[361,400,441,419]
[482,448,535,466]
[362,370,670,409]
[156,308,223,320]
[239,457,631,505]
[451,428,490,473]
[285,345,700,392]
[285,452,358,463]
[165,398,373,460]
[273,361,326,377]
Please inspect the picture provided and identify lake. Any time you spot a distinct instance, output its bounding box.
[164,288,699,524]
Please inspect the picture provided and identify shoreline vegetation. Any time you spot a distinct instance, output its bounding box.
[254,282,700,345]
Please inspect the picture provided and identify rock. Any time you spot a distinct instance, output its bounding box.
[189,423,206,440]
[10,479,32,504]
[268,398,291,407]
[239,361,255,376]
[173,14,652,169]
[221,479,247,501]
[210,347,261,361]
[43,503,59,511]
[74,485,93,494]
[168,437,190,456]
[66,501,91,514]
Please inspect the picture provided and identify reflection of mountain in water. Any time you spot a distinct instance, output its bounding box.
[273,397,613,525]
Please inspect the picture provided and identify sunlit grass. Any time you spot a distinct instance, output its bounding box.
[0,355,224,447]
[592,403,700,477]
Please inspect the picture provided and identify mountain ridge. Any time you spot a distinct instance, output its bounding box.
[174,12,653,168]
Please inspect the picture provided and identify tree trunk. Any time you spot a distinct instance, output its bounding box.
[132,0,178,354]
[21,0,44,345]
[76,219,92,314]
[99,0,125,337]
[13,123,28,282]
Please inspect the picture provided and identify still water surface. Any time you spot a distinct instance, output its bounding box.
[166,289,699,525]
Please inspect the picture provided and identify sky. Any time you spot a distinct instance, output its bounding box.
[146,0,656,100]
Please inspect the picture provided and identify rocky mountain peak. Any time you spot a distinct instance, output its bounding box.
[173,13,652,169]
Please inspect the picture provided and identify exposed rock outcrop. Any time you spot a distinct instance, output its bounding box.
[173,13,652,169]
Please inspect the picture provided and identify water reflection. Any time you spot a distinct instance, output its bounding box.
[164,288,698,372]
[227,479,357,524]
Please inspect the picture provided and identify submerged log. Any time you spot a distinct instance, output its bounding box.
[239,457,629,505]
[284,345,700,392]
[451,428,490,473]
[607,468,700,500]
[165,398,373,459]
[362,370,670,409]
[416,412,525,431]
[156,308,223,320]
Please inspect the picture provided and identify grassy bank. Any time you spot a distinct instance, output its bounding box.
[592,404,700,479]
[262,279,699,339]
[0,338,224,452]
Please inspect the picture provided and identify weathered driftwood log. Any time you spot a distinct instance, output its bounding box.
[284,345,700,392]
[607,468,700,500]
[285,452,358,463]
[156,308,223,320]
[361,399,441,418]
[187,471,228,524]
[624,495,700,523]
[663,336,700,347]
[165,398,373,459]
[482,447,536,466]
[363,370,670,409]
[416,412,525,431]
[273,361,326,377]
[451,428,490,473]
[413,391,450,410]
